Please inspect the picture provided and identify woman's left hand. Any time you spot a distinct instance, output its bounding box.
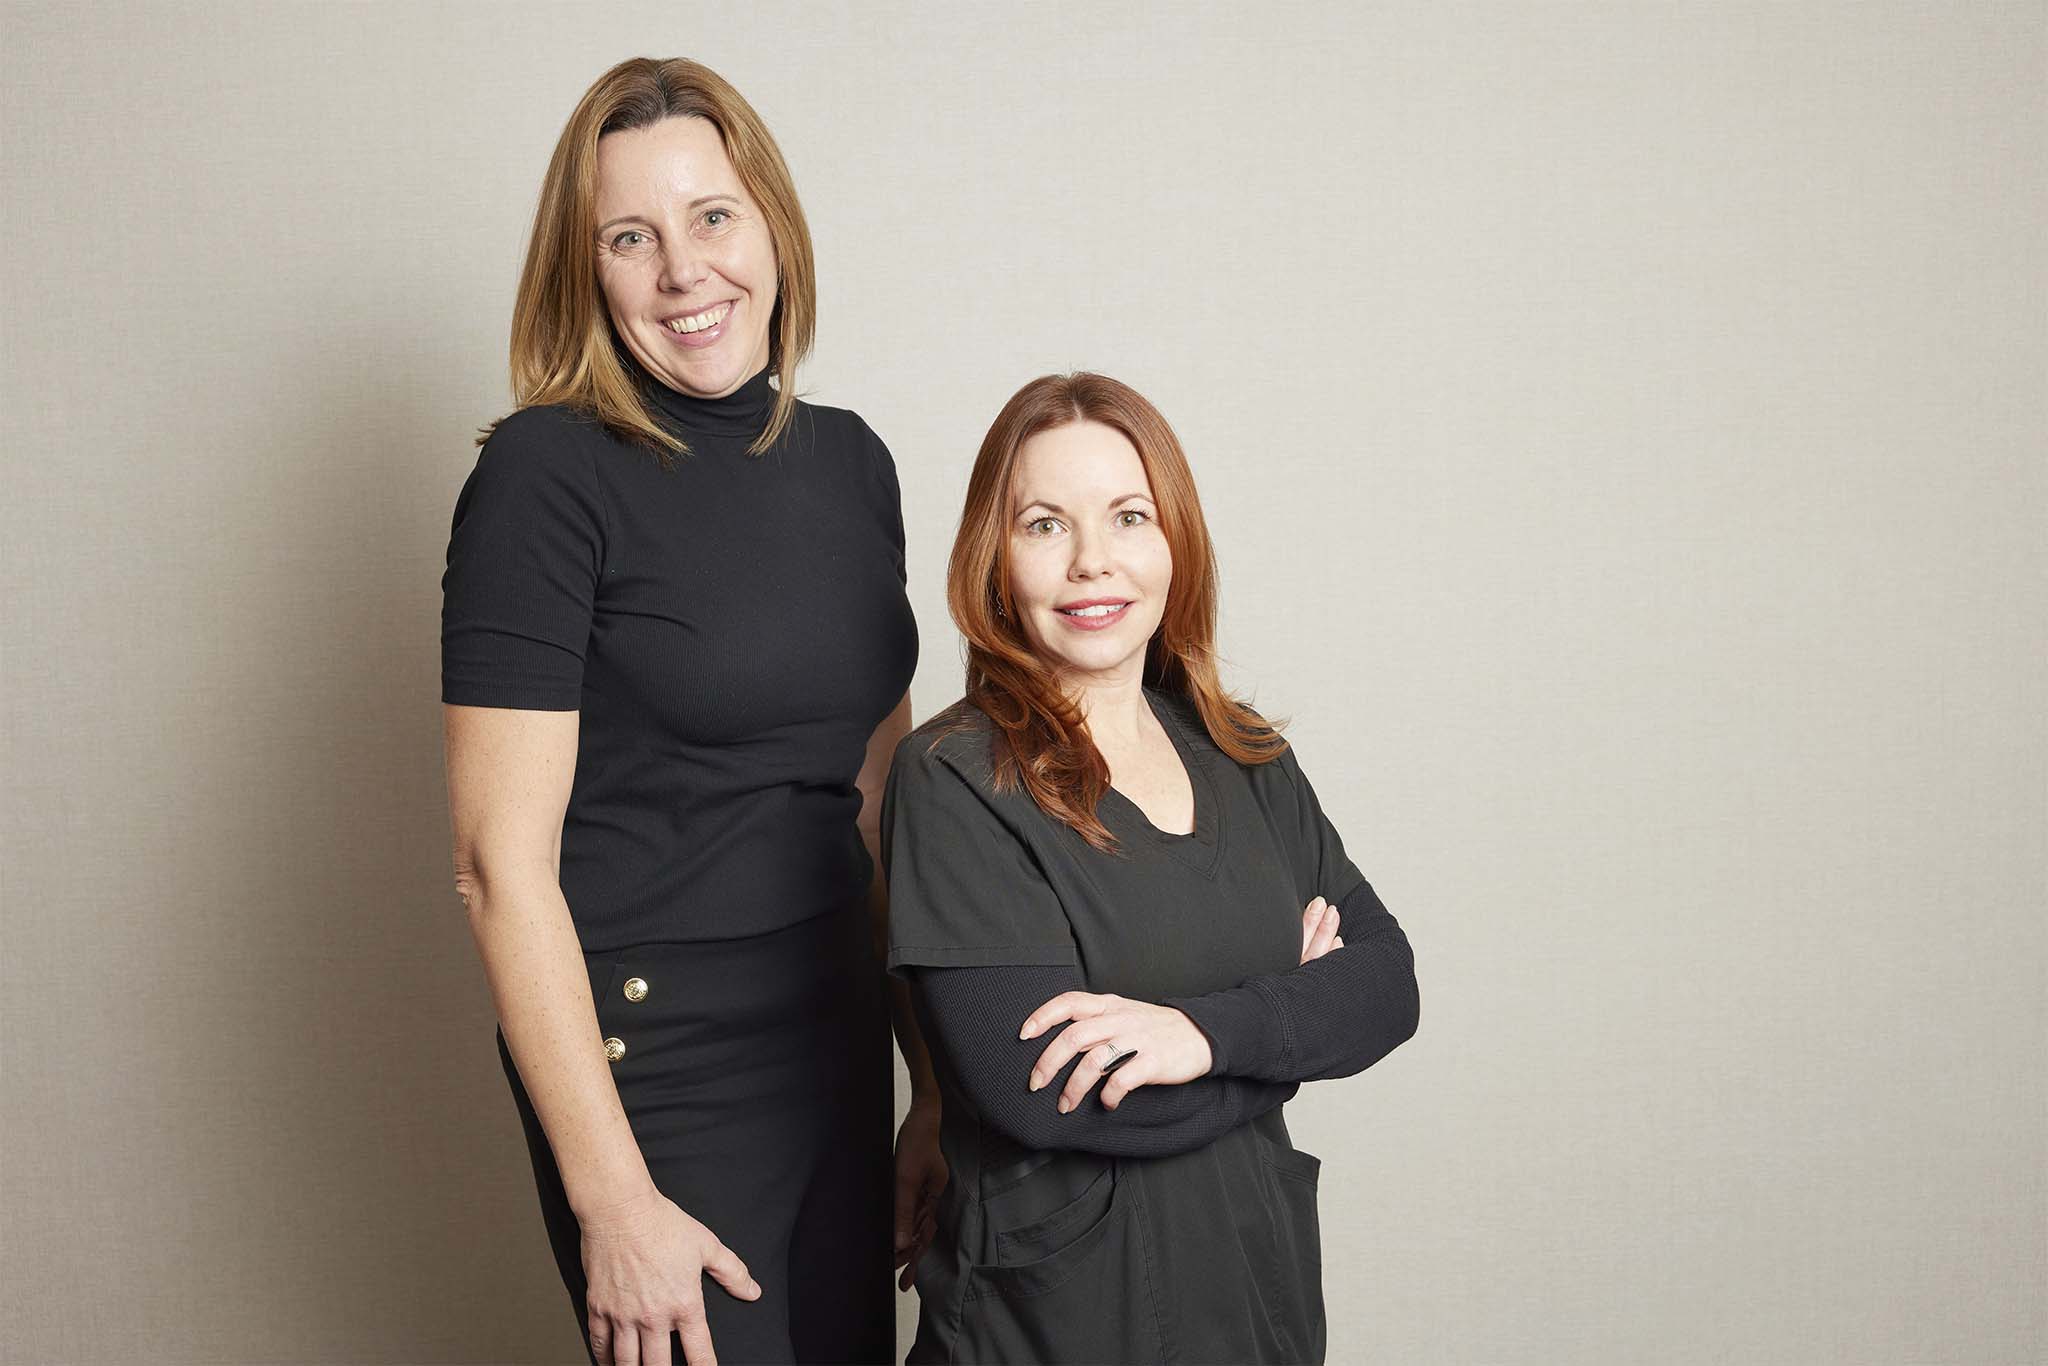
[1020,993,1213,1113]
[892,1093,945,1290]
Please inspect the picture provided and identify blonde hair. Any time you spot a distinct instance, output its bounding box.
[492,57,816,459]
[942,373,1286,852]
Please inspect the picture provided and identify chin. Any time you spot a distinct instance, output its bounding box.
[654,355,734,397]
[1037,643,1149,681]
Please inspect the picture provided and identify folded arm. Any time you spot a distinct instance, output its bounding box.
[911,961,1297,1158]
[1168,880,1419,1083]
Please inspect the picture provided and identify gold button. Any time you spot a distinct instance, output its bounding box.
[623,977,649,1003]
[603,1037,627,1064]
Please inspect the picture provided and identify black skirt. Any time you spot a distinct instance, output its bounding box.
[499,902,894,1365]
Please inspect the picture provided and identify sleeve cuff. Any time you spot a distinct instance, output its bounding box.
[1166,985,1284,1078]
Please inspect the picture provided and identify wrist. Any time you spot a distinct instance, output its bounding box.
[565,1167,660,1225]
[1169,1007,1216,1077]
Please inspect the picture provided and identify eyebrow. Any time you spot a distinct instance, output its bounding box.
[1014,493,1155,516]
[595,195,738,234]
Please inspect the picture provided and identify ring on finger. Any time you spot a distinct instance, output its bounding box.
[1094,1042,1138,1075]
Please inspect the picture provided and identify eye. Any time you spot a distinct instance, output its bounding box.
[1115,508,1152,528]
[704,208,731,227]
[610,228,649,250]
[1023,516,1062,537]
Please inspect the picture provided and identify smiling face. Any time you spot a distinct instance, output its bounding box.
[1005,420,1174,688]
[593,115,777,399]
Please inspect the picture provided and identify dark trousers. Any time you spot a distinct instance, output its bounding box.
[499,903,895,1365]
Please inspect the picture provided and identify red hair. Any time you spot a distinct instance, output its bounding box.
[943,373,1286,851]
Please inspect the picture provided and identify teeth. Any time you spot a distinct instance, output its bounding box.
[1061,603,1126,618]
[666,304,731,334]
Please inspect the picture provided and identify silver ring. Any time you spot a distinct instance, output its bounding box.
[1096,1042,1137,1075]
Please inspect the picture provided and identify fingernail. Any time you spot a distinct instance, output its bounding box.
[1028,1077,1041,1091]
[1019,1026,1034,1039]
[1058,1098,1071,1114]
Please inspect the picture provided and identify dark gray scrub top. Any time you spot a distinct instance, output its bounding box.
[884,690,1366,1364]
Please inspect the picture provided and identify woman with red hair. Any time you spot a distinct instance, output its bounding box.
[881,373,1420,1364]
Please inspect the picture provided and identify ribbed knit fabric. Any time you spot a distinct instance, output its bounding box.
[1166,878,1420,1081]
[910,963,1297,1157]
[440,365,918,949]
[910,878,1416,1156]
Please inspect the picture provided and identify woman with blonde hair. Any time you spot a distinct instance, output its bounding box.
[441,58,937,1365]
[882,373,1420,1363]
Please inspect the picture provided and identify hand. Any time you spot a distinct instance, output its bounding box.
[579,1186,760,1366]
[1300,896,1345,964]
[893,1093,946,1291]
[1019,992,1214,1113]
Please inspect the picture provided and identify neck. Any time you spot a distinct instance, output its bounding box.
[1064,667,1151,745]
[639,361,777,440]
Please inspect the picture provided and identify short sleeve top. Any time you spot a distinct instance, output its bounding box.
[881,692,1365,1001]
[442,369,918,950]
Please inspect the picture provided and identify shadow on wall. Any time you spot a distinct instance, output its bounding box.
[194,324,586,1362]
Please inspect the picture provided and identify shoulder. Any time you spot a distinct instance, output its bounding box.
[790,396,879,445]
[891,703,1048,832]
[1238,730,1319,832]
[792,399,897,475]
[455,405,612,531]
[1149,687,1284,773]
[471,405,613,486]
[482,402,609,454]
[1157,689,1307,800]
[893,701,1001,789]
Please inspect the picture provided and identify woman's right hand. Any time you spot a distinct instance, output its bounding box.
[580,1186,761,1366]
[1300,896,1345,964]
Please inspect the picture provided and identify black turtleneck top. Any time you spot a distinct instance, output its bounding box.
[441,368,919,950]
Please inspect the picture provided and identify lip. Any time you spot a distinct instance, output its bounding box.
[657,300,737,351]
[1051,598,1134,632]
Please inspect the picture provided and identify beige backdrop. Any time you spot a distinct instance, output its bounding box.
[2,2,2041,1362]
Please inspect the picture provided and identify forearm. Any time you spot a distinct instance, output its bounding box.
[864,824,940,1099]
[1169,881,1420,1083]
[914,964,1296,1158]
[465,868,654,1220]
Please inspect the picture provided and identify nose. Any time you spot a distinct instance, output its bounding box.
[1067,522,1114,581]
[656,235,709,294]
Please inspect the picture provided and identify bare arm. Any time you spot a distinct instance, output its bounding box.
[855,693,938,1099]
[445,703,755,1363]
[855,694,952,1285]
[444,703,653,1218]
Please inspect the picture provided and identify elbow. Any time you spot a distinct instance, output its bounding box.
[958,1080,1095,1153]
[451,856,483,917]
[979,1098,1076,1154]
[1320,939,1419,1080]
[449,841,558,921]
[1387,938,1421,1050]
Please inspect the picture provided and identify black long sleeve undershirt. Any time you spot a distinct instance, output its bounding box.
[911,963,1298,1158]
[1166,879,1420,1083]
[911,882,1416,1158]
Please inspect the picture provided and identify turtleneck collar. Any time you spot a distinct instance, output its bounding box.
[638,362,777,442]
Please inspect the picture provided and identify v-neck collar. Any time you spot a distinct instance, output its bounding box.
[1100,690,1224,878]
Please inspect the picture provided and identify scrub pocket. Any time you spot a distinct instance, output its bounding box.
[957,1160,1163,1364]
[1256,1135,1327,1364]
